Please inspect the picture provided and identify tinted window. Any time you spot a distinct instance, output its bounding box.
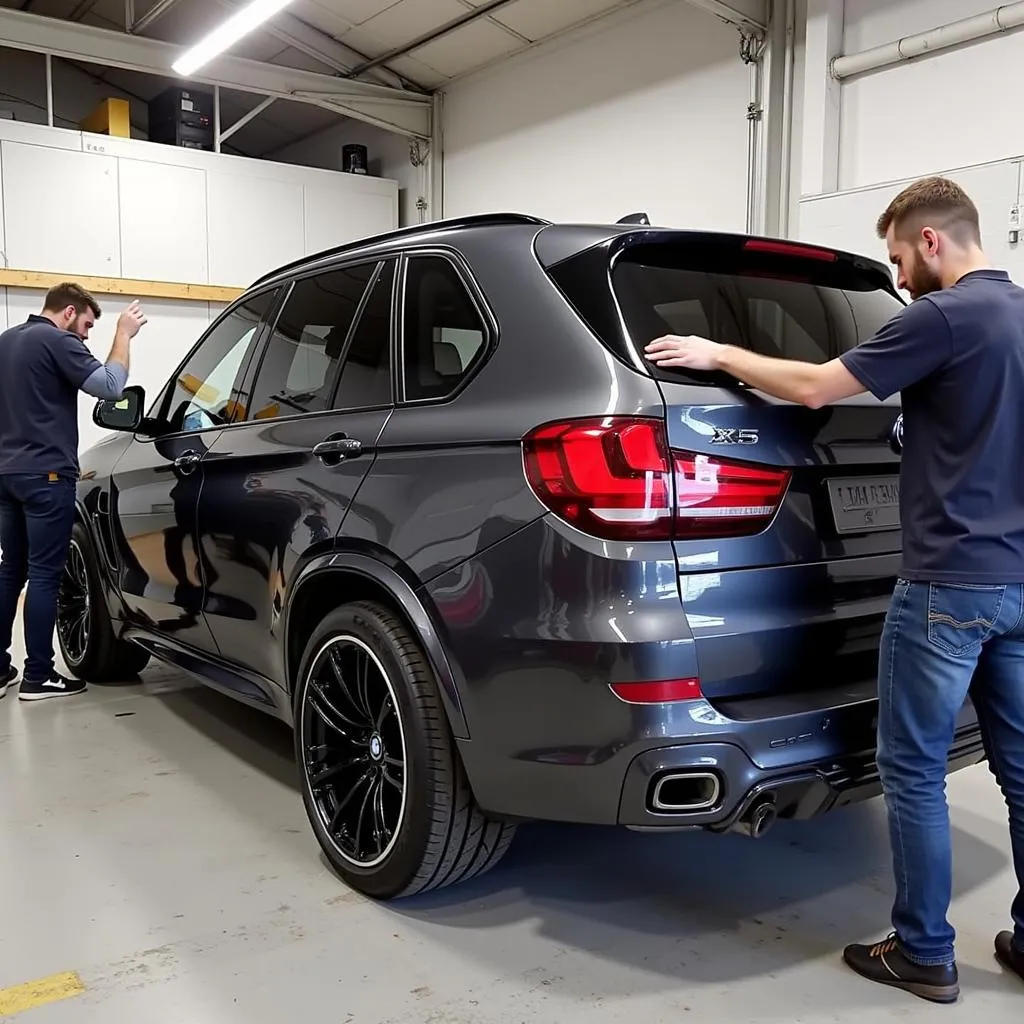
[335,260,394,410]
[611,245,904,377]
[402,256,486,401]
[247,263,377,420]
[159,291,275,433]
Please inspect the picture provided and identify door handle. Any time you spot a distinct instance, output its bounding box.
[174,450,202,474]
[312,437,363,462]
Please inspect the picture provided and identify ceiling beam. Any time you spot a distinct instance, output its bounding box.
[219,95,276,144]
[682,0,768,33]
[68,0,99,19]
[346,0,518,76]
[131,0,182,35]
[0,7,431,138]
[212,0,425,93]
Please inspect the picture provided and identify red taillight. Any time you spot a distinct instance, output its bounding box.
[743,238,838,262]
[523,417,790,541]
[673,450,790,539]
[610,678,703,704]
[523,417,673,541]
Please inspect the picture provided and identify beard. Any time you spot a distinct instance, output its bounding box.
[906,254,943,300]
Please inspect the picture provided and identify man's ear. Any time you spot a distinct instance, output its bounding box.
[920,226,941,256]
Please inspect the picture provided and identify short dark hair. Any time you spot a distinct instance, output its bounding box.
[42,282,102,319]
[876,176,981,247]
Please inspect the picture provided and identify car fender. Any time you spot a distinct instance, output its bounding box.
[285,551,470,739]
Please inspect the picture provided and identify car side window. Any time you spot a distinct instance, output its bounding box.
[158,291,276,434]
[334,259,395,410]
[402,255,487,402]
[246,263,378,421]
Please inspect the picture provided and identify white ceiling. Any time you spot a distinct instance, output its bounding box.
[0,0,642,156]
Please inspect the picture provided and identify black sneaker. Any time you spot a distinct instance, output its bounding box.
[995,931,1024,984]
[18,672,87,702]
[843,933,959,1004]
[0,665,16,698]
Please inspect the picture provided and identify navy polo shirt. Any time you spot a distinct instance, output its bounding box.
[0,314,104,479]
[841,269,1024,584]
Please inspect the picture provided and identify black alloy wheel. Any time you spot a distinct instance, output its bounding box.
[56,522,151,682]
[295,602,517,900]
[57,539,91,667]
[300,633,407,869]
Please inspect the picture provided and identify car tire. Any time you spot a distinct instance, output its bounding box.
[294,601,516,900]
[57,521,151,682]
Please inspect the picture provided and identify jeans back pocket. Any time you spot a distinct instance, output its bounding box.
[927,583,1005,657]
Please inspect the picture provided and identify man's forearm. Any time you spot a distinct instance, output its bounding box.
[82,325,134,400]
[105,326,132,374]
[644,333,867,407]
[715,345,826,407]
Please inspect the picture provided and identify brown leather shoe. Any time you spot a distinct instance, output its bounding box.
[843,934,959,1004]
[995,932,1024,983]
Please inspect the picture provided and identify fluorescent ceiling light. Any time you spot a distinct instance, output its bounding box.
[172,0,295,76]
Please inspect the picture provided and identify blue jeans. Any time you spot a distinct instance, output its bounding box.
[0,474,77,682]
[879,579,1024,965]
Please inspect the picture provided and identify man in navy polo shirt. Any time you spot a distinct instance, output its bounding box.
[644,177,1024,1004]
[0,282,146,702]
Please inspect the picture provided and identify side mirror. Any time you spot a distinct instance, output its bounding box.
[93,385,145,433]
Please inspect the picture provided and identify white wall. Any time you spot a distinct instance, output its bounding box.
[0,117,398,460]
[0,120,398,289]
[799,160,1024,285]
[439,0,750,231]
[790,0,1024,283]
[276,120,423,227]
[838,0,1024,191]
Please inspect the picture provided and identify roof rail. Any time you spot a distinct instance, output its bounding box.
[250,212,550,287]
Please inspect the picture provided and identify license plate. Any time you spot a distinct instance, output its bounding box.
[826,476,901,534]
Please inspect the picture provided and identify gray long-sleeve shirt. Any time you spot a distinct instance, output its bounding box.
[81,360,129,400]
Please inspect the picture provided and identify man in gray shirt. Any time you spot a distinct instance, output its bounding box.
[0,282,146,700]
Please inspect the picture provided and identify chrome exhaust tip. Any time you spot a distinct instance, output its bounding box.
[730,796,778,839]
[651,771,721,812]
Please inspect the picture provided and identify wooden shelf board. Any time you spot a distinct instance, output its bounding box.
[0,268,244,304]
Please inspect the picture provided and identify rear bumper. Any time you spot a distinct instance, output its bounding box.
[455,693,985,828]
[617,723,986,832]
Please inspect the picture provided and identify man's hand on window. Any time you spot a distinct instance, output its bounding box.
[644,334,725,372]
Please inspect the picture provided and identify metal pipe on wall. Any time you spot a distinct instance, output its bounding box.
[742,31,767,234]
[213,84,221,153]
[746,60,762,232]
[777,0,797,235]
[832,1,1024,79]
[44,52,53,126]
[429,92,444,222]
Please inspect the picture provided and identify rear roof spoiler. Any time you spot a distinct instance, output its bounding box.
[534,224,897,293]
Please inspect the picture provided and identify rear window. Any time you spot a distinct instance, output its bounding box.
[611,243,904,377]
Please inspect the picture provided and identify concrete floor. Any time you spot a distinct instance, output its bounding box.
[1,628,1023,1023]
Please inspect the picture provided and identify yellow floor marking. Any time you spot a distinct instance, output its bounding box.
[0,971,85,1016]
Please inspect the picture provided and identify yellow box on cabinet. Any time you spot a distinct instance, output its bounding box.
[80,98,131,138]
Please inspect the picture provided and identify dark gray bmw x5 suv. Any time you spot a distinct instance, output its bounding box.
[68,213,985,899]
